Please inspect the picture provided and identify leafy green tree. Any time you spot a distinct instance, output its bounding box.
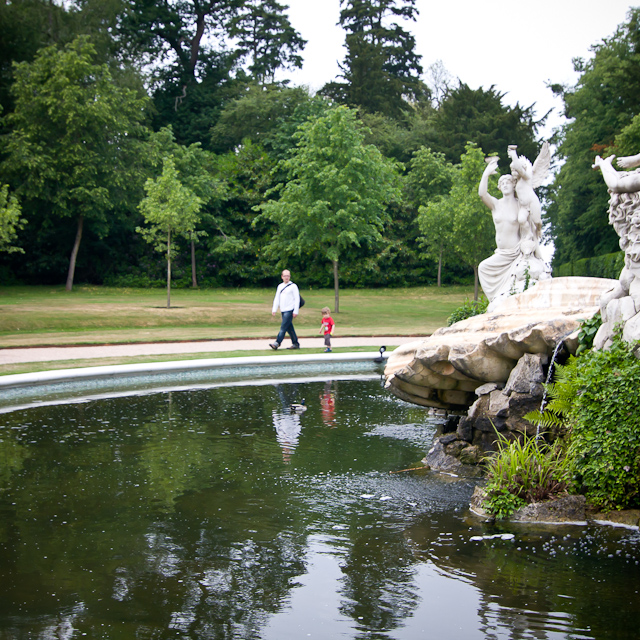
[118,0,244,146]
[210,84,327,155]
[0,0,71,116]
[137,157,203,307]
[417,197,456,288]
[323,0,427,119]
[228,0,306,83]
[0,184,26,254]
[547,8,640,266]
[444,144,496,299]
[147,127,227,287]
[118,0,233,82]
[255,106,400,311]
[1,36,150,290]
[427,83,541,165]
[408,147,456,286]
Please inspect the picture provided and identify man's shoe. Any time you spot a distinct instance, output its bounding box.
[286,344,300,349]
[324,348,332,352]
[269,342,279,350]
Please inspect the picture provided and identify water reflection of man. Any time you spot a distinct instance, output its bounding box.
[272,409,302,464]
[273,384,303,463]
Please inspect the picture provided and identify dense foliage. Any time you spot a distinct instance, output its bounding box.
[0,1,637,292]
[506,331,640,513]
[255,106,400,311]
[548,7,640,267]
[562,336,640,510]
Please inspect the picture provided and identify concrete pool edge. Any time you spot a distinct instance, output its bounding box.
[0,351,389,391]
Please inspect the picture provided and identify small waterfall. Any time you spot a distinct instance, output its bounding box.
[536,338,566,439]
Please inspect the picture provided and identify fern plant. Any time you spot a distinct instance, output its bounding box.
[524,360,578,436]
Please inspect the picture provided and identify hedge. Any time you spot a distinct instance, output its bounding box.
[554,251,624,280]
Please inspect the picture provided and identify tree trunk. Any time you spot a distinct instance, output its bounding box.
[437,247,443,287]
[167,229,172,309]
[473,265,479,301]
[333,259,339,313]
[191,236,198,288]
[65,214,84,291]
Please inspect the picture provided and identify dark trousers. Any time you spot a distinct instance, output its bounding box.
[276,310,299,346]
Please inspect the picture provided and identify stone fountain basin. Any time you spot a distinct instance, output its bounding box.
[384,277,617,410]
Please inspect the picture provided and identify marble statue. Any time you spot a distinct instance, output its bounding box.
[478,144,552,310]
[592,153,640,347]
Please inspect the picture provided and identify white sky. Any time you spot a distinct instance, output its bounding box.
[279,0,636,140]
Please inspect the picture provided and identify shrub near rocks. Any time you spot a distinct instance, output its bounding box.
[483,431,571,519]
[561,334,640,510]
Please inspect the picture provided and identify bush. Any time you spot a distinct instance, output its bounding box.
[446,296,488,326]
[576,313,602,355]
[564,336,640,510]
[555,251,624,279]
[529,333,640,510]
[484,431,570,519]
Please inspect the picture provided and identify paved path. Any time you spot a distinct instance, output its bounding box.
[0,336,423,365]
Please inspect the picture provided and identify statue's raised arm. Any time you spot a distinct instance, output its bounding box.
[478,156,499,209]
[477,145,552,310]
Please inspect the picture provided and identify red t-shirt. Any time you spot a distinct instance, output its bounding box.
[321,316,335,335]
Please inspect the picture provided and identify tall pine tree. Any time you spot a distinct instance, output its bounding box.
[228,0,306,83]
[322,0,427,118]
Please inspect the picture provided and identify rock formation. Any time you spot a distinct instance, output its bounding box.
[385,277,617,475]
[385,277,616,411]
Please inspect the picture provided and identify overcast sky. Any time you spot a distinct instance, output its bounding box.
[278,0,636,140]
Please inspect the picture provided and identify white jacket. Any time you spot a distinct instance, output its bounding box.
[272,281,300,314]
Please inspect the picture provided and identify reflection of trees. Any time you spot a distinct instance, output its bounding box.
[0,379,450,638]
[0,385,315,636]
[339,528,419,637]
[120,526,308,639]
[0,437,30,489]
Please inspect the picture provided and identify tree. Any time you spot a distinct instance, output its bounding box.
[0,184,26,254]
[409,147,456,286]
[1,36,150,290]
[210,84,326,155]
[441,144,496,300]
[119,0,305,145]
[255,106,400,311]
[547,8,640,266]
[147,127,227,287]
[322,0,427,119]
[0,0,71,117]
[118,0,234,83]
[228,0,306,83]
[428,83,541,165]
[137,157,203,307]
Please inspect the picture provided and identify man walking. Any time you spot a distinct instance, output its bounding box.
[270,269,301,350]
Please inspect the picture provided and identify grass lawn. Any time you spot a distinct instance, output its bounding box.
[0,284,475,347]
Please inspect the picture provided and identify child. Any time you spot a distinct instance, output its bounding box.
[319,307,335,352]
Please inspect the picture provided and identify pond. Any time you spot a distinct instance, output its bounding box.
[0,373,639,639]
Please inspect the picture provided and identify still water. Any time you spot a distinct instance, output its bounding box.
[0,375,639,639]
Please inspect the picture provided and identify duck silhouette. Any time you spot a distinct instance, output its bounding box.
[290,399,307,413]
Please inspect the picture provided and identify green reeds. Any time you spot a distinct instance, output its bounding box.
[484,430,571,519]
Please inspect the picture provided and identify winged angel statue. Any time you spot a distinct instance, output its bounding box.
[478,143,552,309]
